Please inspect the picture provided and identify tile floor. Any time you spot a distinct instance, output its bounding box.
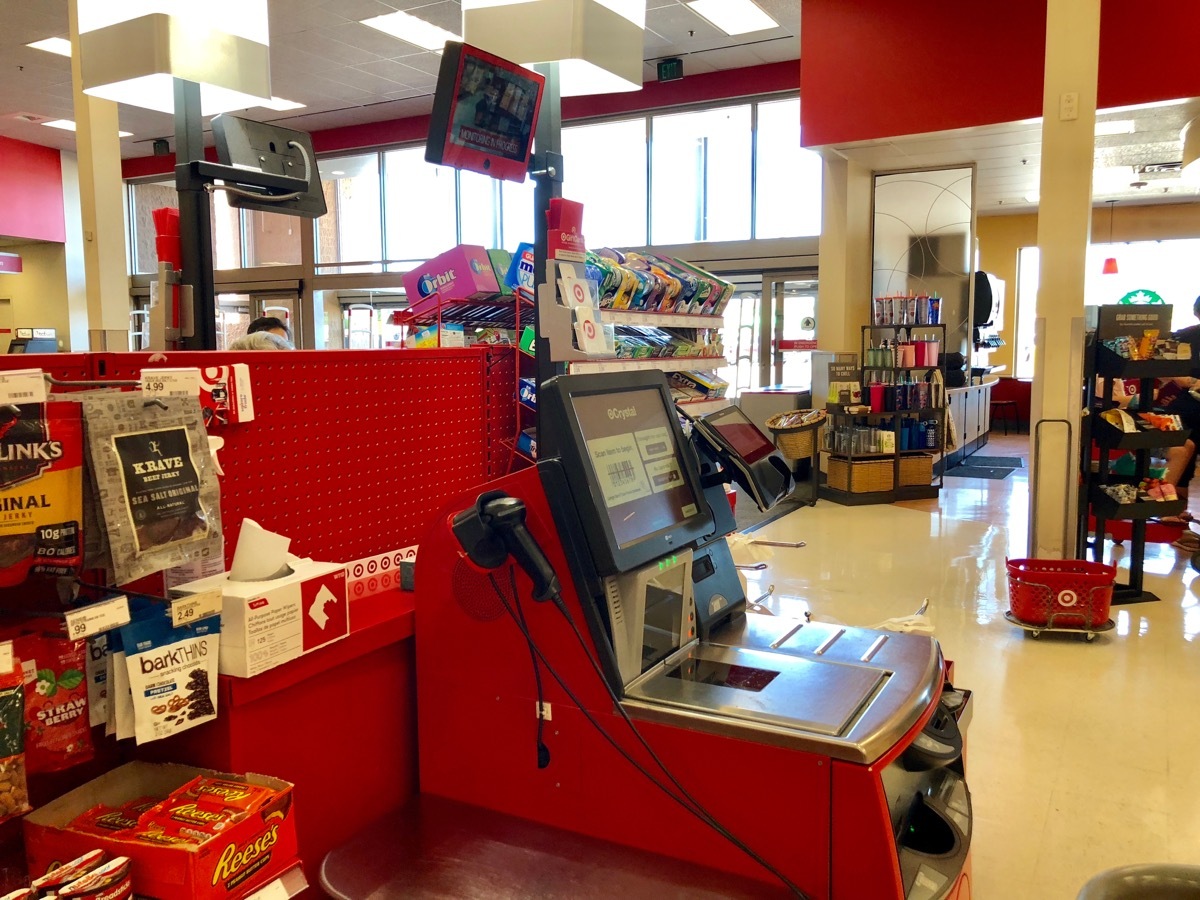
[739,434,1200,899]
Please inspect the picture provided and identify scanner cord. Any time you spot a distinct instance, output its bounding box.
[548,583,808,900]
[510,584,550,768]
[204,140,311,203]
[491,572,806,899]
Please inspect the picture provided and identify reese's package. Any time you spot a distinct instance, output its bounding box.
[15,627,93,773]
[121,612,219,745]
[0,402,84,586]
[80,393,222,585]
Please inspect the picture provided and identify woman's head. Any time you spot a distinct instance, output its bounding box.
[247,316,292,340]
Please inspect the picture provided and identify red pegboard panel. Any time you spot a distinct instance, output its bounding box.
[0,352,93,387]
[85,348,498,565]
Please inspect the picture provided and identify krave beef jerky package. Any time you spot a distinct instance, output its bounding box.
[122,611,219,745]
[81,393,222,585]
[0,402,84,587]
[15,627,93,773]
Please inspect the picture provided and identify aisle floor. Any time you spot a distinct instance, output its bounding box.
[742,434,1199,900]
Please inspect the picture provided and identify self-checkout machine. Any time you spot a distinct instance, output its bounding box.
[413,365,974,900]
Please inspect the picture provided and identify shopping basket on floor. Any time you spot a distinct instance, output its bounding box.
[1005,558,1117,638]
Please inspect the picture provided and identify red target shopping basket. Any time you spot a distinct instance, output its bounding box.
[1006,558,1117,629]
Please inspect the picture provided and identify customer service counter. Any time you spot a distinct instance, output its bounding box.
[944,379,996,470]
[324,371,973,900]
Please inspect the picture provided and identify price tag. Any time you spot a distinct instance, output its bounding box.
[0,369,47,405]
[141,367,201,397]
[170,589,223,628]
[245,878,290,900]
[65,596,130,640]
[0,641,13,674]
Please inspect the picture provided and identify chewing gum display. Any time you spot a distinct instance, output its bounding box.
[0,402,84,586]
[16,629,93,773]
[81,393,222,585]
[121,612,219,745]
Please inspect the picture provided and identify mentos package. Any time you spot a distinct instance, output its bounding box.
[403,245,499,304]
[0,402,84,586]
[506,243,536,296]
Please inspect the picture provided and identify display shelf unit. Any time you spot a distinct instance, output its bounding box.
[1080,334,1193,603]
[598,309,724,329]
[568,355,724,375]
[818,325,947,506]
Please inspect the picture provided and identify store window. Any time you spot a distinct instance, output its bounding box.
[1014,246,1039,379]
[502,178,536,249]
[383,148,457,271]
[651,105,752,245]
[562,118,648,248]
[128,180,178,274]
[459,170,502,248]
[317,154,383,273]
[211,190,242,271]
[755,98,822,239]
[243,210,302,267]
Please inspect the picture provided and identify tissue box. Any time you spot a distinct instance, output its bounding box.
[403,245,500,304]
[174,561,349,678]
[25,761,299,900]
[200,364,254,425]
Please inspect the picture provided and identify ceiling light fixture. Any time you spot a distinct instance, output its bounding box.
[686,0,778,36]
[1182,116,1200,185]
[26,37,73,57]
[1025,192,1040,203]
[1094,119,1135,137]
[462,0,645,96]
[1102,200,1119,275]
[43,119,132,137]
[257,97,306,111]
[77,0,272,116]
[361,10,461,50]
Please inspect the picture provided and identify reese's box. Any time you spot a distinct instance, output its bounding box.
[25,761,299,900]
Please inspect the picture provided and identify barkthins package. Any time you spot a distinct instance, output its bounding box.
[81,393,222,585]
[121,613,219,745]
[0,402,84,586]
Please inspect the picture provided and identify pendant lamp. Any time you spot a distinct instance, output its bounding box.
[1102,200,1118,275]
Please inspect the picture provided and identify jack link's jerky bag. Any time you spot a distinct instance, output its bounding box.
[81,393,222,585]
[0,402,84,586]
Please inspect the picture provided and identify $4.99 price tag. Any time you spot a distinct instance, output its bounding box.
[65,596,130,640]
[170,588,223,628]
[141,367,201,398]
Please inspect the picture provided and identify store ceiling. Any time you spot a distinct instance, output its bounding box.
[2,1,1195,217]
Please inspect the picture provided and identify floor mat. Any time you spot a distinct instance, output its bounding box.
[944,466,1014,480]
[965,456,1025,468]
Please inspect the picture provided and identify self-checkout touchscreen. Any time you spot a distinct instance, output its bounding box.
[570,390,701,550]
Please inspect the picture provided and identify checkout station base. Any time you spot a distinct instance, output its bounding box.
[323,372,973,900]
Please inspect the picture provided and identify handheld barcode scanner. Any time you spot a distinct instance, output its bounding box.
[451,490,561,603]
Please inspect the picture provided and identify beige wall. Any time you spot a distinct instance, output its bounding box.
[977,202,1200,373]
[0,242,73,350]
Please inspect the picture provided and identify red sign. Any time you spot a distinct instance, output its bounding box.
[0,253,22,274]
[778,339,818,351]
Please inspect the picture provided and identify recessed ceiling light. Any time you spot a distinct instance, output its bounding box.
[1025,192,1040,203]
[330,171,346,176]
[258,97,306,112]
[686,0,778,36]
[26,37,72,57]
[1095,119,1135,136]
[360,10,461,50]
[42,119,132,138]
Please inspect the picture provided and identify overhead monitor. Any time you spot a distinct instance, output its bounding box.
[539,371,714,576]
[211,114,327,218]
[426,41,545,183]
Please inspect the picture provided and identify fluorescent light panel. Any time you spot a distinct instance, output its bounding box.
[26,37,72,57]
[1095,119,1135,136]
[687,0,777,35]
[43,119,132,137]
[258,97,305,111]
[360,10,460,50]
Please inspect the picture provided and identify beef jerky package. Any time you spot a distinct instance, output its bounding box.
[15,627,93,773]
[80,393,222,585]
[0,401,84,587]
[0,656,30,825]
[121,611,219,745]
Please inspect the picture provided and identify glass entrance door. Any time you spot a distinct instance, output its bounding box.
[765,274,819,388]
[215,291,300,348]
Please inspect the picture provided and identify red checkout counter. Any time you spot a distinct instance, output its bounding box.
[325,370,973,900]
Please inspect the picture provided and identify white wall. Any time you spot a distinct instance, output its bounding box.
[59,151,89,351]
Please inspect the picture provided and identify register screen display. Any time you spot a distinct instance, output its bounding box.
[703,406,776,464]
[571,389,702,549]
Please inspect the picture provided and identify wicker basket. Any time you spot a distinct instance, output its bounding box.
[899,453,934,486]
[767,410,826,460]
[827,457,894,493]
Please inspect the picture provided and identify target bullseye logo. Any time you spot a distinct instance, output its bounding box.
[352,563,365,578]
[1057,589,1079,607]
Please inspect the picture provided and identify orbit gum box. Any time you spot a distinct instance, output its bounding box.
[403,244,500,304]
[25,762,299,899]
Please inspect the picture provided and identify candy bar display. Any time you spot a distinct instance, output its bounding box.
[1101,331,1191,361]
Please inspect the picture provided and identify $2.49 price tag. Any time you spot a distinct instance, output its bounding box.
[65,596,130,640]
[170,588,223,628]
[141,367,201,398]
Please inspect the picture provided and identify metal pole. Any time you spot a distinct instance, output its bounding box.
[174,78,218,350]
